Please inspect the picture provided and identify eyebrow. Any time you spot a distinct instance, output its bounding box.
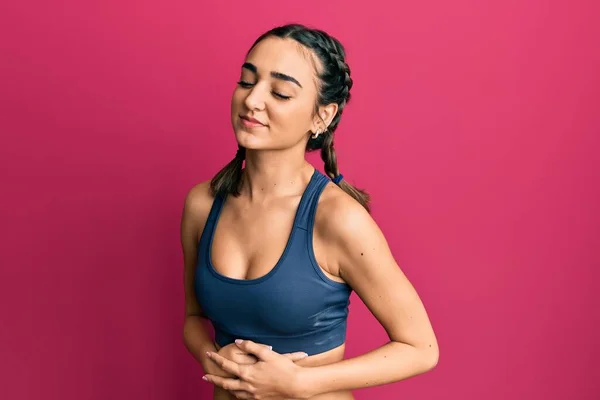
[242,62,303,88]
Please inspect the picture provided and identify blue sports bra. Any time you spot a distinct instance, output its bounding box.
[194,168,352,356]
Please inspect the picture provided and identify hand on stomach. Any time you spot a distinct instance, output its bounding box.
[211,341,353,400]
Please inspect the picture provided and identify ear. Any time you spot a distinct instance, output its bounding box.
[311,103,338,134]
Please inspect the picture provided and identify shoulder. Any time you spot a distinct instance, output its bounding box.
[181,179,216,234]
[315,182,391,280]
[315,182,382,252]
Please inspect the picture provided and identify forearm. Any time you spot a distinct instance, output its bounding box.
[183,315,218,373]
[184,316,237,399]
[298,341,438,398]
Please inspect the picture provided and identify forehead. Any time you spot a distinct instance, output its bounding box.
[245,37,318,85]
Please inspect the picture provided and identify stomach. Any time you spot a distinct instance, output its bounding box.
[213,342,354,400]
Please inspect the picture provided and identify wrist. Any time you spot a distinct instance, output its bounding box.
[293,366,318,399]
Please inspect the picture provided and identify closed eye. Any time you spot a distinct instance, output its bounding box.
[237,81,291,100]
[272,92,291,100]
[237,80,253,88]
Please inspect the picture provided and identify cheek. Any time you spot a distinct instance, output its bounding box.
[270,102,312,133]
[230,89,243,111]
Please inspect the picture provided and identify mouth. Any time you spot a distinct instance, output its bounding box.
[240,115,266,128]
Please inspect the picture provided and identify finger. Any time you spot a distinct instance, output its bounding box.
[237,343,271,351]
[229,343,270,357]
[203,375,244,391]
[233,353,258,365]
[221,349,258,364]
[233,343,270,363]
[283,351,309,361]
[203,375,255,394]
[235,339,276,361]
[206,352,243,377]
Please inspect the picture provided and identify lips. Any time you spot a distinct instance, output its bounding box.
[240,115,266,126]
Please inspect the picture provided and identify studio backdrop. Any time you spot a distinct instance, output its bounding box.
[1,1,598,399]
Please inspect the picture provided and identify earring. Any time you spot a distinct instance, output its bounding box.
[312,129,321,139]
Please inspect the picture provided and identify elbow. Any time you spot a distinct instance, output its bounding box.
[427,349,439,370]
[408,340,438,373]
[422,344,439,371]
[420,332,440,371]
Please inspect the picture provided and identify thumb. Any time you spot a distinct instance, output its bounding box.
[283,351,309,361]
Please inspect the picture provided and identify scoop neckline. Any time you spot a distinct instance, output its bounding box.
[206,168,318,285]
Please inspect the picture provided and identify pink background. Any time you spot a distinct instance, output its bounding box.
[1,1,599,399]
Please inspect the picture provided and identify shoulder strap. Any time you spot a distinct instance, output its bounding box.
[207,192,225,222]
[198,191,225,249]
[295,169,331,230]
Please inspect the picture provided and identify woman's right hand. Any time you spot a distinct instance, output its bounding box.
[211,343,260,378]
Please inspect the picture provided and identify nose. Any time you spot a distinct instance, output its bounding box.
[243,83,267,111]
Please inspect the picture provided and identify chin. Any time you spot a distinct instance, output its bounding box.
[233,129,268,150]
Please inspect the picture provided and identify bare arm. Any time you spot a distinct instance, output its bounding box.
[297,191,439,397]
[180,183,221,374]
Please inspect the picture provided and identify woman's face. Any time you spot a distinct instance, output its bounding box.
[230,36,321,152]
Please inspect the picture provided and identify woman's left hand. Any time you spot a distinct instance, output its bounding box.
[203,339,308,399]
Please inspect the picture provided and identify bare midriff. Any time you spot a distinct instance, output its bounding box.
[213,342,354,400]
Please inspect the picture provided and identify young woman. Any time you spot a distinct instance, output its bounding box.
[181,24,439,400]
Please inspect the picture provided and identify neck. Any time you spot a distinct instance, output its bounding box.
[241,148,313,201]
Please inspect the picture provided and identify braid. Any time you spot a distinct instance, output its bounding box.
[310,30,353,133]
[291,27,370,211]
[320,129,370,212]
[320,132,339,179]
[209,145,245,197]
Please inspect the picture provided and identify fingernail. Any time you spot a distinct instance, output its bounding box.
[235,339,243,344]
[202,375,208,381]
[268,346,273,350]
[205,351,211,358]
[302,352,308,357]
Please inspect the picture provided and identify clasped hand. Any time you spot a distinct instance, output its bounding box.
[204,339,309,399]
